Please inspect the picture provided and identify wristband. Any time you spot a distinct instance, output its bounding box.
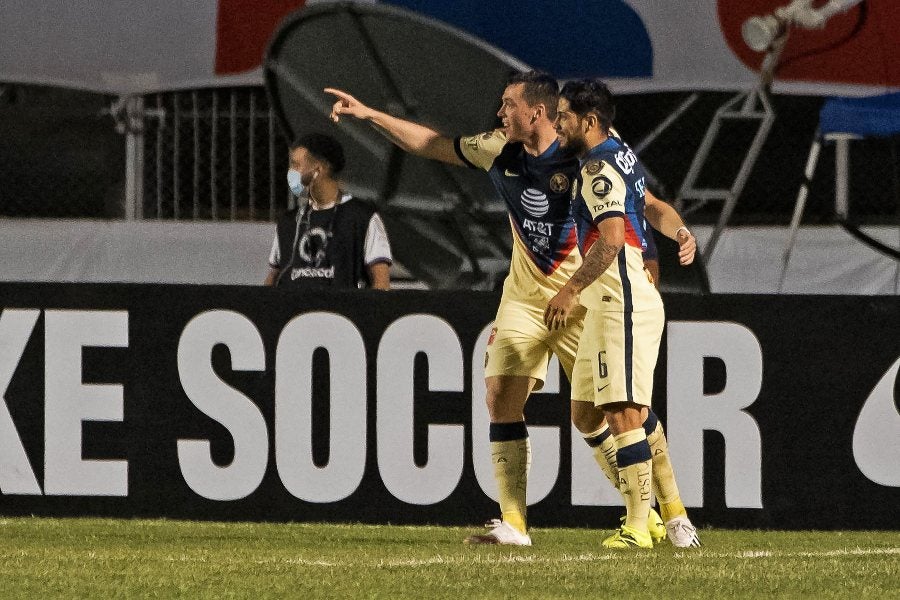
[675,226,691,238]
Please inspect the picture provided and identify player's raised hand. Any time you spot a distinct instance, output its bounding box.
[324,88,370,123]
[676,227,696,266]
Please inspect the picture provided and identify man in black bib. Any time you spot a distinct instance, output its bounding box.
[265,133,392,290]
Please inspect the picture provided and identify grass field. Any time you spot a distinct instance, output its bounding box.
[0,518,897,599]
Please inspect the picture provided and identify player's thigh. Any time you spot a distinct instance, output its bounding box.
[485,300,554,390]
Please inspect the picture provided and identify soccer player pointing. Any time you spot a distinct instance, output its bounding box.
[327,74,590,546]
[548,79,701,549]
[327,74,699,548]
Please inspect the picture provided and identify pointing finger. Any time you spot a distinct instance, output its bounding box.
[324,87,352,103]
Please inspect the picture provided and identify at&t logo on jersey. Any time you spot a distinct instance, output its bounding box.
[522,219,554,236]
[520,188,549,217]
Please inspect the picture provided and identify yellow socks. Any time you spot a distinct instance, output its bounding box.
[490,422,531,534]
[614,428,652,533]
[583,423,619,490]
[644,412,687,522]
[584,412,688,525]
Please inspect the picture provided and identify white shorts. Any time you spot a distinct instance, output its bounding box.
[484,298,586,391]
[570,306,664,406]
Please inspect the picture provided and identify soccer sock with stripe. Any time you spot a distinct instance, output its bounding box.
[614,428,653,533]
[490,421,531,534]
[583,423,619,490]
[644,410,687,522]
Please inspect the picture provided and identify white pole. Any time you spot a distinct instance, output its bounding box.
[124,96,145,220]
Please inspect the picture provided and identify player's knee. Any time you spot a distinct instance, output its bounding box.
[603,402,645,433]
[571,400,604,434]
[484,376,531,421]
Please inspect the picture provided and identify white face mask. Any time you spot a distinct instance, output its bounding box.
[287,169,306,197]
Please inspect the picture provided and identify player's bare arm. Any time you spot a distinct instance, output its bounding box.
[644,190,696,265]
[544,217,624,330]
[325,87,463,166]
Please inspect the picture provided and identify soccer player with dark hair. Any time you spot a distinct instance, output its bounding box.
[326,73,696,546]
[547,78,701,548]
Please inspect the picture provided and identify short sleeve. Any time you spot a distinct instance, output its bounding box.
[364,213,392,266]
[454,129,508,171]
[580,159,627,223]
[268,232,281,268]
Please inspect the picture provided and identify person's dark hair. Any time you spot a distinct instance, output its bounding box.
[290,132,346,174]
[507,70,560,120]
[559,79,616,133]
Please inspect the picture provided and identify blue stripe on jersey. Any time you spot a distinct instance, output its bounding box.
[617,250,634,403]
[625,211,647,252]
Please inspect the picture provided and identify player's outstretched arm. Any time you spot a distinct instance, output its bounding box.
[644,190,696,266]
[325,87,463,166]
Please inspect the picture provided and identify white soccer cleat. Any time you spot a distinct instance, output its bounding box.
[464,519,532,546]
[666,516,702,548]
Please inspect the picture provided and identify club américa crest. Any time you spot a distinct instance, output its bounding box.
[549,172,569,194]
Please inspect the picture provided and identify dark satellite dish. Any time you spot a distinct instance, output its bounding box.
[264,1,531,289]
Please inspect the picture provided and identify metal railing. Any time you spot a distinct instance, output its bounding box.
[131,87,291,222]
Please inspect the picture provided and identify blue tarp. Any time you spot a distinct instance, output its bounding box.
[819,92,900,137]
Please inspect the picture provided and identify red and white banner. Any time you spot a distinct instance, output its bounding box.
[0,0,305,94]
[0,0,896,95]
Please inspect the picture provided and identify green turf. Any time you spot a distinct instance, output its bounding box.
[0,518,896,599]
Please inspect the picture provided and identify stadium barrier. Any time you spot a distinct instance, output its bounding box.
[0,283,897,529]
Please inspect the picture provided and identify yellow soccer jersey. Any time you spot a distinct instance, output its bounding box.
[455,130,582,302]
[571,137,662,312]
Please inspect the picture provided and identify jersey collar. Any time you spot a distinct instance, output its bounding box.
[526,138,560,162]
[580,136,619,164]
